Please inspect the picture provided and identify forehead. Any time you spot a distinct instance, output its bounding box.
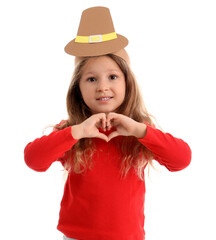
[81,56,122,74]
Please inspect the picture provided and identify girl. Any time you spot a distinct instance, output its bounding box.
[24,6,191,240]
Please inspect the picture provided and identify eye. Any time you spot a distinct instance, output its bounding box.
[109,75,117,80]
[87,77,96,82]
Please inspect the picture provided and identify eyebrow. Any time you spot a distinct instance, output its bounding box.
[84,69,121,75]
[83,71,94,75]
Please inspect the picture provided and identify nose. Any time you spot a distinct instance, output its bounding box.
[96,78,109,92]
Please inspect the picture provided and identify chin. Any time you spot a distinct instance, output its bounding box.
[93,109,116,114]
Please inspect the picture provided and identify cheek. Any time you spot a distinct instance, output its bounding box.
[119,81,126,99]
[79,84,93,104]
[79,83,87,98]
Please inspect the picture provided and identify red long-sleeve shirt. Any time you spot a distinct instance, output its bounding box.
[24,125,191,240]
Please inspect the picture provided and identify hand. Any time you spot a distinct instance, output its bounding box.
[71,113,147,142]
[72,113,108,142]
[106,112,147,141]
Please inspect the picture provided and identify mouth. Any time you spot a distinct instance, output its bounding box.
[96,97,113,101]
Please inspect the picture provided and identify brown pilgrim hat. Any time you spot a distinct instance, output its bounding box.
[64,6,128,57]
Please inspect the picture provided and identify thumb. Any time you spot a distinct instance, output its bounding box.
[96,132,109,142]
[107,131,120,142]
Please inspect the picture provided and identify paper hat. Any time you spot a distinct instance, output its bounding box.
[64,6,128,57]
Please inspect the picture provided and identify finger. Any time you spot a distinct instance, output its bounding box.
[107,131,120,141]
[106,115,115,129]
[101,117,106,131]
[106,118,112,130]
[95,113,106,130]
[106,112,116,122]
[107,112,120,127]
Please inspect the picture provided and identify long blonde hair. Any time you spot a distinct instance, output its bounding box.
[55,54,155,180]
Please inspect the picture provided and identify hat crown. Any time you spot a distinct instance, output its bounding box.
[64,6,128,57]
[77,7,115,36]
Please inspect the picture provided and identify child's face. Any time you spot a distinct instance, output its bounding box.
[79,56,126,114]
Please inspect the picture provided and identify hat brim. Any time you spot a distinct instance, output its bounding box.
[64,34,128,57]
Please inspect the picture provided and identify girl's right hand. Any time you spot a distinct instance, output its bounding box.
[71,113,108,142]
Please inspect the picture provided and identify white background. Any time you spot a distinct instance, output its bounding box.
[0,0,216,239]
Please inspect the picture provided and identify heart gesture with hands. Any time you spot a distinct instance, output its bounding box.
[71,112,147,142]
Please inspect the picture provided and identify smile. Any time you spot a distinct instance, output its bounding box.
[96,97,113,101]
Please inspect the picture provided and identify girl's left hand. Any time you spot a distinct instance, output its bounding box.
[106,112,147,141]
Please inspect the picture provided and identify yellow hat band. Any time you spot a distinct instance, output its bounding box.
[75,32,117,43]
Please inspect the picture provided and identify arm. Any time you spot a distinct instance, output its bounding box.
[24,127,79,172]
[24,114,110,172]
[137,125,192,171]
[106,112,191,172]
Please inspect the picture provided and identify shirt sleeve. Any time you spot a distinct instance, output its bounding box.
[24,127,79,172]
[138,125,192,171]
